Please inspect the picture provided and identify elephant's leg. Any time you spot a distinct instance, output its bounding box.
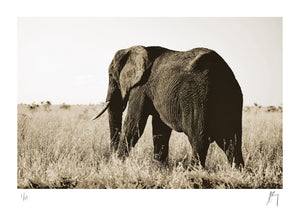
[215,133,244,168]
[118,89,149,158]
[215,137,233,166]
[233,129,244,168]
[152,115,172,163]
[189,135,210,168]
[185,105,210,167]
[198,138,210,168]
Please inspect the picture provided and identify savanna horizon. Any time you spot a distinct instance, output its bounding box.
[17,103,282,189]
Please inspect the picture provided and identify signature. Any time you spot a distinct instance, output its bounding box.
[21,192,28,202]
[266,191,279,206]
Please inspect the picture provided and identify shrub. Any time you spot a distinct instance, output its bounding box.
[266,106,277,112]
[41,101,51,111]
[60,103,71,110]
[27,103,39,111]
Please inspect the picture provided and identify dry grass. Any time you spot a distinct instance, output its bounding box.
[17,104,282,189]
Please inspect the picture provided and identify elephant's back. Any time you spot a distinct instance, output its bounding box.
[146,49,212,132]
[146,47,242,134]
[150,47,213,71]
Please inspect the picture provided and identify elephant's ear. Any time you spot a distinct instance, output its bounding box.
[119,46,150,99]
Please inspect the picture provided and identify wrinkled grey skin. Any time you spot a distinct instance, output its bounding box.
[95,45,244,168]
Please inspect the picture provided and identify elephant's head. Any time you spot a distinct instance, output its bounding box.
[92,46,151,151]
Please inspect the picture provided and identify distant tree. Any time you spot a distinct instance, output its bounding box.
[243,106,251,112]
[41,101,52,112]
[254,102,262,109]
[266,106,277,112]
[60,103,71,110]
[28,103,39,111]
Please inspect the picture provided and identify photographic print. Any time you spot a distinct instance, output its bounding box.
[17,17,282,189]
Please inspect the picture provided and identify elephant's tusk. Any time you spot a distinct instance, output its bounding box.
[91,101,110,120]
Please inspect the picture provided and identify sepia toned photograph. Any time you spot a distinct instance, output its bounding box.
[17,17,282,189]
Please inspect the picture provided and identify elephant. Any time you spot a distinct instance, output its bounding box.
[93,45,244,168]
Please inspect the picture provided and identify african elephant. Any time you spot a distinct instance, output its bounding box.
[93,45,244,168]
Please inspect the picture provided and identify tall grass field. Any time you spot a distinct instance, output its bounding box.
[17,103,282,189]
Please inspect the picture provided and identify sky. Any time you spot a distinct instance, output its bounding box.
[18,17,282,106]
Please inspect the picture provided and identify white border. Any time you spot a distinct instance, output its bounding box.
[1,0,299,208]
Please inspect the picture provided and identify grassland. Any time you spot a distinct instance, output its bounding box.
[17,103,282,189]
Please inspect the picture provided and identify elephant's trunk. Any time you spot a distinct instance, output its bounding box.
[106,80,124,152]
[91,76,124,152]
